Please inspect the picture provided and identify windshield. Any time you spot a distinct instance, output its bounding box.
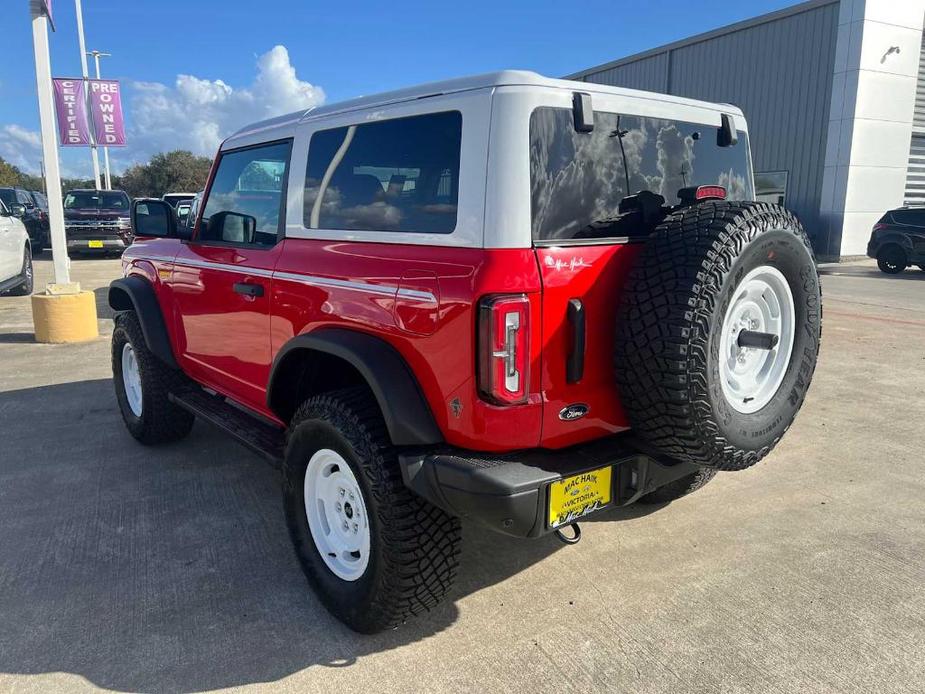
[529,107,754,241]
[64,191,130,210]
[0,190,14,206]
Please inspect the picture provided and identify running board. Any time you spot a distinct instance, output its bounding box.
[169,388,285,467]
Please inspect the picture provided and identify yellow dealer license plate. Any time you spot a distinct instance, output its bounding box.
[88,240,103,248]
[548,466,612,528]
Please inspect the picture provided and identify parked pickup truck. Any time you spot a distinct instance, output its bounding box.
[108,71,822,633]
[64,189,133,255]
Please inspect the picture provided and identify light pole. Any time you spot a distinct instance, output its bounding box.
[30,1,69,286]
[88,49,111,189]
[75,0,101,189]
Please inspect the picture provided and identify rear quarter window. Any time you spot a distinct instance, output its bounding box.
[530,107,754,241]
[304,111,462,234]
[890,209,925,226]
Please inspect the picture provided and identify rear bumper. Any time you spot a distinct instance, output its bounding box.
[398,435,701,538]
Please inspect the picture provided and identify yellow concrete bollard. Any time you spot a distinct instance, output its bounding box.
[31,291,99,343]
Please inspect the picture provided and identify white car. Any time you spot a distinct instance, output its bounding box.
[0,199,33,296]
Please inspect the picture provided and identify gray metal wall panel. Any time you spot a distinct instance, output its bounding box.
[572,2,840,247]
[583,53,668,92]
[905,35,925,205]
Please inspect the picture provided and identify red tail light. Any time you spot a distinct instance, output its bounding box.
[694,185,726,200]
[872,223,887,232]
[478,295,530,405]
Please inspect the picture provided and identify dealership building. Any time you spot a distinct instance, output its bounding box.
[567,0,925,259]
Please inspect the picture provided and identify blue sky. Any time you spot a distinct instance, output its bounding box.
[1,0,795,178]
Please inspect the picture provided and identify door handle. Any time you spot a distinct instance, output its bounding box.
[566,298,585,384]
[233,281,264,297]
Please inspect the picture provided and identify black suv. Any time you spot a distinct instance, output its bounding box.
[0,187,49,254]
[868,208,925,274]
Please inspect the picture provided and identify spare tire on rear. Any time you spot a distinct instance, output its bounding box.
[615,202,822,471]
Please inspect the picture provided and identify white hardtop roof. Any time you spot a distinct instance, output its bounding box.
[225,70,745,148]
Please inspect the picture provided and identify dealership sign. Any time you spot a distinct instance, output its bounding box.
[52,78,91,146]
[89,80,126,146]
[41,0,55,30]
[52,77,126,147]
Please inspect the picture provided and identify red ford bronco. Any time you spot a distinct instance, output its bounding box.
[109,71,821,633]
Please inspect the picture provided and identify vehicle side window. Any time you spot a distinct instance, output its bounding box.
[199,140,291,246]
[17,191,33,207]
[890,209,925,226]
[304,111,462,234]
[529,107,754,241]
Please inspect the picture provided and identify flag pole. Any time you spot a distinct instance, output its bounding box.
[75,0,101,190]
[88,50,112,190]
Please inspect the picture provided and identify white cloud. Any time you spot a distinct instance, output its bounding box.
[124,45,324,166]
[1,45,324,180]
[0,124,43,171]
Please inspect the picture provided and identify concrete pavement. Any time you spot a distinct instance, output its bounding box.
[0,255,923,693]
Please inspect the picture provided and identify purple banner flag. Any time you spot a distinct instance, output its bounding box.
[88,79,126,147]
[52,78,91,146]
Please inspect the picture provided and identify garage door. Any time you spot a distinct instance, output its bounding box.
[904,35,925,205]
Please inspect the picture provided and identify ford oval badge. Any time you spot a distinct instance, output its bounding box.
[558,404,589,421]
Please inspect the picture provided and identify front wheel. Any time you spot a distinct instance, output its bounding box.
[283,387,461,633]
[6,247,33,296]
[112,311,194,444]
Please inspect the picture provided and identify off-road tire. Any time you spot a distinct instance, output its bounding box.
[876,244,907,274]
[6,247,33,296]
[639,468,717,504]
[111,311,194,444]
[615,202,822,471]
[283,387,461,634]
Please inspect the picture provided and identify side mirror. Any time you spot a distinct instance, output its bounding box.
[10,203,26,218]
[132,198,177,238]
[208,211,257,244]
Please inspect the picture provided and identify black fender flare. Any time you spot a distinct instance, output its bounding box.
[268,328,442,446]
[108,276,179,369]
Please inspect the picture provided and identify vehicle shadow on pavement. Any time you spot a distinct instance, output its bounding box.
[0,332,36,344]
[818,265,925,281]
[92,287,115,320]
[0,378,660,692]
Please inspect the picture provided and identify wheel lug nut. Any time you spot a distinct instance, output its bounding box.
[353,523,358,533]
[340,489,345,497]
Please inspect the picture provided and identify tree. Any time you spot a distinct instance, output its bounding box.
[0,159,19,187]
[120,150,213,198]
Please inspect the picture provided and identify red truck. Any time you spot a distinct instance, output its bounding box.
[109,71,822,633]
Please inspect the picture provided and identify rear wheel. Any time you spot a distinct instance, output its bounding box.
[639,468,717,504]
[877,245,907,274]
[615,202,822,471]
[112,311,194,444]
[283,387,461,633]
[6,247,33,296]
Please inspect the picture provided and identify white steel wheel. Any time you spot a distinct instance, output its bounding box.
[303,448,371,582]
[121,343,143,417]
[719,265,795,414]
